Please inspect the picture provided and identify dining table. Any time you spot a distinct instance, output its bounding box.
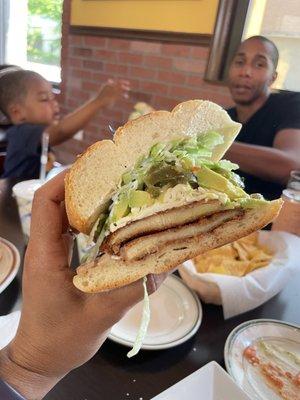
[0,177,300,400]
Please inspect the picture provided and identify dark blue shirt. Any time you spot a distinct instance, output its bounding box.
[1,123,45,180]
[0,379,26,399]
[227,91,300,200]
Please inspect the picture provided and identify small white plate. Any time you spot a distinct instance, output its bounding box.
[0,237,20,294]
[0,311,21,349]
[151,361,251,400]
[224,319,300,400]
[108,275,202,350]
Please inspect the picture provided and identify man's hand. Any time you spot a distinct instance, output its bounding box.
[96,79,130,108]
[0,171,166,400]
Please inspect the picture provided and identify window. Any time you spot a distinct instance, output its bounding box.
[243,0,300,92]
[4,0,63,83]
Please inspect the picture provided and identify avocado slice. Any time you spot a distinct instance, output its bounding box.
[111,195,130,222]
[238,198,268,209]
[196,166,248,200]
[129,190,154,208]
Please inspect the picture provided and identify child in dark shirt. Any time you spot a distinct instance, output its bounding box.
[0,69,129,179]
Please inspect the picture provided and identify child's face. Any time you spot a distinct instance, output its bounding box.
[20,78,60,125]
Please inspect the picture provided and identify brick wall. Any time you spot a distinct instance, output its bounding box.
[55,1,233,163]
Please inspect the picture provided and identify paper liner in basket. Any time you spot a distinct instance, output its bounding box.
[179,231,300,319]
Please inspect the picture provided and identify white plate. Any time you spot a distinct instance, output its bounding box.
[224,319,300,400]
[0,237,20,294]
[0,311,21,349]
[108,275,202,350]
[151,361,251,400]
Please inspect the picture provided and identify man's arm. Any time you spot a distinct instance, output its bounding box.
[48,79,129,146]
[225,129,300,185]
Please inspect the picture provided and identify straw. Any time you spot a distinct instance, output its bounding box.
[108,124,115,135]
[39,131,49,182]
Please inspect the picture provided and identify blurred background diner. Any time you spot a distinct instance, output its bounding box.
[0,1,299,196]
[0,1,300,399]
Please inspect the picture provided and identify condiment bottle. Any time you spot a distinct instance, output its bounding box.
[272,170,300,236]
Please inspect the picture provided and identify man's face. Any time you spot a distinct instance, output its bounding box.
[20,78,60,125]
[228,39,277,106]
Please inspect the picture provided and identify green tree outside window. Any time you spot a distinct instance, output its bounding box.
[27,0,63,66]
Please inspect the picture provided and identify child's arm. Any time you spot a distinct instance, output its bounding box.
[47,79,129,146]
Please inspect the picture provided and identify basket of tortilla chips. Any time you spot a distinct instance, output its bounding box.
[128,102,154,121]
[179,231,300,319]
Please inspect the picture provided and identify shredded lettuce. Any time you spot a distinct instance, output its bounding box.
[127,276,150,358]
[216,160,239,171]
[197,130,224,149]
[225,171,245,189]
[85,222,107,263]
[85,131,246,259]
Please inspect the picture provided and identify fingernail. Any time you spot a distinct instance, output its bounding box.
[146,274,157,294]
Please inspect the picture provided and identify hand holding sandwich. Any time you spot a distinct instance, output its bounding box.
[0,171,166,400]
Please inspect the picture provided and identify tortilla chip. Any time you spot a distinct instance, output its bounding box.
[193,232,274,277]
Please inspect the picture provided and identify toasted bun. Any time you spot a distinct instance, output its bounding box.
[73,200,282,293]
[65,100,241,234]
